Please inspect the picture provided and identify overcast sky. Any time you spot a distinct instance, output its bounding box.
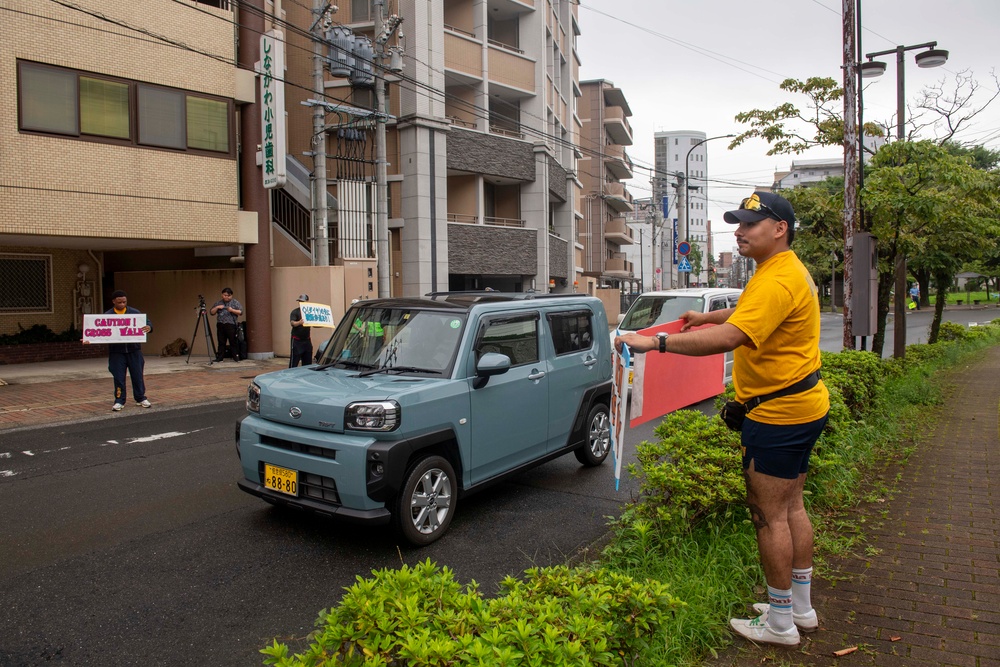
[577,0,1000,254]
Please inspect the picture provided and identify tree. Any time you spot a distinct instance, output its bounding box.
[863,141,1000,348]
[687,242,704,285]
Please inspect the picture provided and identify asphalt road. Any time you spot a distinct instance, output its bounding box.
[1,306,991,665]
[0,402,642,666]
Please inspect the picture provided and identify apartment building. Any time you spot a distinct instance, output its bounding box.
[284,0,584,296]
[0,0,258,352]
[654,130,711,286]
[578,79,636,295]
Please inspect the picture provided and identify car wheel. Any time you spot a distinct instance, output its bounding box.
[394,455,457,546]
[575,402,611,467]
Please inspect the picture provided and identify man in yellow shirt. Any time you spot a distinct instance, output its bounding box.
[616,191,830,647]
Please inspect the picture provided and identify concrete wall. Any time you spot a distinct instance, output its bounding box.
[115,264,369,359]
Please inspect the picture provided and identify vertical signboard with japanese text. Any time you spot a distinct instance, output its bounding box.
[260,30,287,189]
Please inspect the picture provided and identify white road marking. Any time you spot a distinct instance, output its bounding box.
[0,470,16,477]
[125,428,207,444]
[22,451,34,456]
[0,452,10,459]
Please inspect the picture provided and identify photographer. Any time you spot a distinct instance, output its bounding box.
[210,288,243,362]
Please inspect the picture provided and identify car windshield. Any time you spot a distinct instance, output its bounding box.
[620,295,705,330]
[316,306,466,375]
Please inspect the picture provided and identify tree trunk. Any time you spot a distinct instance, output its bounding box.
[872,269,894,357]
[928,269,950,344]
[916,268,931,309]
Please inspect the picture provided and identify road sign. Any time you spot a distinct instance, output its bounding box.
[678,257,692,272]
[677,241,691,256]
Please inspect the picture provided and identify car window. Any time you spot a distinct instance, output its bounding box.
[728,294,741,308]
[709,298,728,312]
[476,314,539,366]
[620,295,704,330]
[547,310,594,355]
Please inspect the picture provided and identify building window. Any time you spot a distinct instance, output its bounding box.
[0,254,52,313]
[18,61,233,157]
[351,0,373,21]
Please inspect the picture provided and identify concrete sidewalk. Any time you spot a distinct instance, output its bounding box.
[0,354,289,432]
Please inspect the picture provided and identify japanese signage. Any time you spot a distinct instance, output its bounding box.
[83,314,147,344]
[299,302,336,328]
[259,30,287,189]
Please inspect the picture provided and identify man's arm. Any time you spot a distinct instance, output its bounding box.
[615,321,749,357]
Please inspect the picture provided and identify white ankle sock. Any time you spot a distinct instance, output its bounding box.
[791,566,813,615]
[767,586,794,632]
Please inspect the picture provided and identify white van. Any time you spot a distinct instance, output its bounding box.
[613,287,742,386]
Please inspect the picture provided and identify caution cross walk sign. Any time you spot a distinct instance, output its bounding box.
[678,257,692,272]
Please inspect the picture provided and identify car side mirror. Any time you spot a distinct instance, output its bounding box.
[472,352,511,389]
[616,313,625,325]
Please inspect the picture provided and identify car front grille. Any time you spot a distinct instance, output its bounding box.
[260,434,336,460]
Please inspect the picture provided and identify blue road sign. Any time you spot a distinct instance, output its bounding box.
[678,257,692,273]
[677,241,691,256]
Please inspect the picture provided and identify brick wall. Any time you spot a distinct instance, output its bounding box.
[0,342,107,366]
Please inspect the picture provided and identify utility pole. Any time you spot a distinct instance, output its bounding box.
[311,0,331,266]
[842,0,858,349]
[373,0,402,298]
[674,171,687,287]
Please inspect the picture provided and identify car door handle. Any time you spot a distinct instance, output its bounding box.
[527,370,546,380]
[583,357,597,367]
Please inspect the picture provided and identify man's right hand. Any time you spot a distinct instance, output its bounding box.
[679,310,706,331]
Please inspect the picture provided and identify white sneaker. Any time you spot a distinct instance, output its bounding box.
[730,615,800,647]
[138,399,151,408]
[752,602,819,633]
[112,403,124,412]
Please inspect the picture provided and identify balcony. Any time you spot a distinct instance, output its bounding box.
[603,106,633,146]
[445,30,483,81]
[488,44,535,94]
[604,219,634,245]
[604,144,633,180]
[603,182,633,213]
[605,256,633,276]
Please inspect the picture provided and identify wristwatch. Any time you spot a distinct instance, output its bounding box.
[655,332,668,353]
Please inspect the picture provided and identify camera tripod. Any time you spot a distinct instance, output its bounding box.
[186,297,218,365]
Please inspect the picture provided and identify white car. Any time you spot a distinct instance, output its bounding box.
[613,288,743,387]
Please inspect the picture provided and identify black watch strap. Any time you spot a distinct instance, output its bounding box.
[656,332,667,353]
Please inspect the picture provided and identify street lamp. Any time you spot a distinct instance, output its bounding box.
[683,134,734,287]
[862,41,948,357]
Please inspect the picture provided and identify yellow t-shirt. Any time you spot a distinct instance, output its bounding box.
[726,250,830,425]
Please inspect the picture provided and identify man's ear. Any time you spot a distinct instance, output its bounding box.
[774,219,789,240]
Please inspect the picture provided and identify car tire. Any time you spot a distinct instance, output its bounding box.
[394,455,457,546]
[574,402,611,467]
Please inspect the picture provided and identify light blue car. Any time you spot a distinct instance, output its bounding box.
[237,292,613,546]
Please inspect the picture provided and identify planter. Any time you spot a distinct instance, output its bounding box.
[0,341,108,365]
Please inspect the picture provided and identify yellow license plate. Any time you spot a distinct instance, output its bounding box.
[264,463,298,496]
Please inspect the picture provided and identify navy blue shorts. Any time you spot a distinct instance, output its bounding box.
[741,414,829,479]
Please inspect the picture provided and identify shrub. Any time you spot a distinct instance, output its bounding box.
[261,559,682,667]
[624,410,743,531]
[0,324,80,345]
[818,349,886,420]
[937,320,968,342]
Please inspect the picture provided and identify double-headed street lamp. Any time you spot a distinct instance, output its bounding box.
[861,42,948,357]
[682,134,734,287]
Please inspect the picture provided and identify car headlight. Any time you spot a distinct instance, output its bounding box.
[246,382,261,413]
[345,400,400,432]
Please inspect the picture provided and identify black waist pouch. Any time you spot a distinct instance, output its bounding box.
[720,401,747,431]
[719,371,821,432]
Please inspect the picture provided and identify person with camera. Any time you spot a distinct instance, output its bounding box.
[210,287,243,362]
[615,191,829,647]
